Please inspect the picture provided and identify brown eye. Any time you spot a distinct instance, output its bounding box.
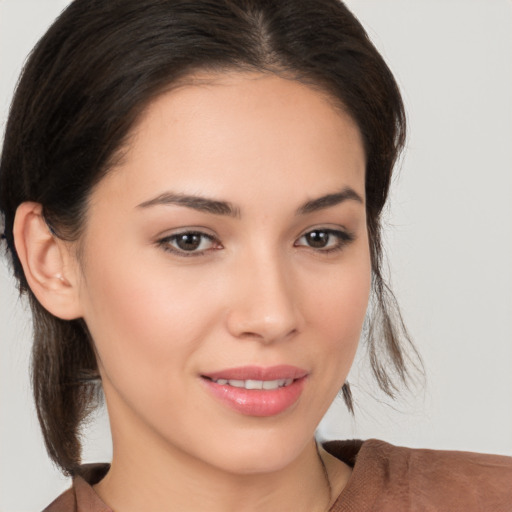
[159,231,220,256]
[295,228,354,252]
[175,233,203,251]
[304,230,330,248]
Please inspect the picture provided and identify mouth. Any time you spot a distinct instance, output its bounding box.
[200,365,308,417]
[204,377,295,390]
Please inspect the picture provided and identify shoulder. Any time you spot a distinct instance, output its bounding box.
[42,464,111,512]
[42,488,76,512]
[325,439,512,512]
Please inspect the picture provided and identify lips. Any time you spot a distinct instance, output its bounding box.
[207,377,294,390]
[201,365,308,417]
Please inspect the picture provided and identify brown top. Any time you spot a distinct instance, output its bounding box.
[43,439,512,512]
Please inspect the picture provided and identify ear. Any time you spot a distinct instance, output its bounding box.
[13,202,83,320]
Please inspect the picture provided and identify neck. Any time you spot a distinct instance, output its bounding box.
[94,436,332,512]
[93,383,351,512]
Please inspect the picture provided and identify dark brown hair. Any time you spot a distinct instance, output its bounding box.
[0,0,418,476]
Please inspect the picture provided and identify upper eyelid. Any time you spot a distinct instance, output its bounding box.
[157,231,221,257]
[294,228,355,250]
[160,231,219,246]
[297,228,353,239]
[156,225,353,240]
[297,225,352,238]
[167,230,215,238]
[155,224,355,246]
[156,226,218,240]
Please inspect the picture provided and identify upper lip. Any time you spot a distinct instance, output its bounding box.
[202,365,308,381]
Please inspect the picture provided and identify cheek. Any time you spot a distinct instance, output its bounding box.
[306,253,371,341]
[302,246,371,384]
[290,246,371,425]
[78,248,219,390]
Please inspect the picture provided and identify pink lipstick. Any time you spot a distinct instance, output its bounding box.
[201,365,308,417]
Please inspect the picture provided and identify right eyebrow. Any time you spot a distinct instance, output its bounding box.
[136,192,241,218]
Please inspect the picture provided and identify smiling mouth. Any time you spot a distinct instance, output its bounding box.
[200,365,308,416]
[203,377,295,390]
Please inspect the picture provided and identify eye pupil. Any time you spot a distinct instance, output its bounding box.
[176,233,202,251]
[306,230,329,248]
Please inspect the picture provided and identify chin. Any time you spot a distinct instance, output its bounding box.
[194,426,316,476]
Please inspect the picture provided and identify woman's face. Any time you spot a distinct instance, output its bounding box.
[74,72,370,474]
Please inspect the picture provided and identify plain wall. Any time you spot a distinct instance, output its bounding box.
[1,0,511,510]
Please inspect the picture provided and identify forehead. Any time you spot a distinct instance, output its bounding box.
[96,71,366,209]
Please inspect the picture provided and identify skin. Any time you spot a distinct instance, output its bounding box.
[17,72,370,511]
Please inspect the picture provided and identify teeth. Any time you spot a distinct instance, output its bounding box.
[263,380,278,390]
[228,380,245,388]
[246,379,263,390]
[212,378,294,390]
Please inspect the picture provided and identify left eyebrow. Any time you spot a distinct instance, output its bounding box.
[296,187,364,215]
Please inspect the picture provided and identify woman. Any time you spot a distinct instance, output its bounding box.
[1,0,511,510]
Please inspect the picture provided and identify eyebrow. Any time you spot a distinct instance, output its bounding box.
[296,187,364,215]
[137,192,241,217]
[137,186,363,217]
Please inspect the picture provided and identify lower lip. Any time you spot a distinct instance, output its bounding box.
[201,377,307,417]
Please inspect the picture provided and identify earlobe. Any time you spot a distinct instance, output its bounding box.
[13,202,83,320]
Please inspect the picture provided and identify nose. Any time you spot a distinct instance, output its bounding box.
[225,251,302,344]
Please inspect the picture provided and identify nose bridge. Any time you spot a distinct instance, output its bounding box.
[226,244,300,343]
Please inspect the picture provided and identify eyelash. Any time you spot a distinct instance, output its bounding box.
[157,228,355,257]
[294,228,355,253]
[157,231,220,257]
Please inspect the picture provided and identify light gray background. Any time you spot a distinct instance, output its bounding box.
[1,0,511,510]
